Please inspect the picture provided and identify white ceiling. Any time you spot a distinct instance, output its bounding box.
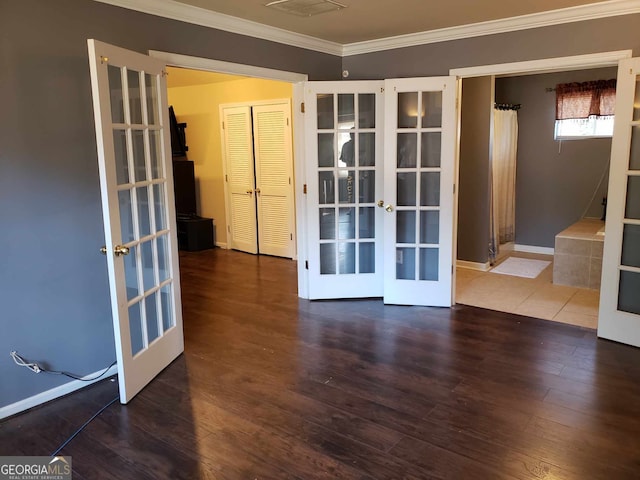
[174,0,614,44]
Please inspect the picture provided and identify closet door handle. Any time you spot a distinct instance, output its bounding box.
[255,188,261,195]
[246,190,253,196]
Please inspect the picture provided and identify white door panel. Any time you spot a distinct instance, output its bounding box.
[88,39,184,403]
[598,57,640,347]
[383,77,457,306]
[304,82,385,299]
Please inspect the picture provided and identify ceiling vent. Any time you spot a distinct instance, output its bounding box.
[265,0,347,17]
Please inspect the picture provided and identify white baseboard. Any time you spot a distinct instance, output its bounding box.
[0,365,118,420]
[215,242,228,249]
[514,244,555,255]
[456,260,492,271]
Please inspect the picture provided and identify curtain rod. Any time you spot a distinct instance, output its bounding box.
[494,103,521,111]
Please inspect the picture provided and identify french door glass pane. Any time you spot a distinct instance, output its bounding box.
[160,284,174,331]
[420,172,441,206]
[359,171,375,203]
[157,234,171,282]
[149,130,163,179]
[137,186,152,237]
[145,73,159,125]
[621,224,640,268]
[397,211,416,243]
[338,207,356,239]
[398,92,418,128]
[129,302,144,356]
[421,92,442,128]
[118,189,135,243]
[633,80,640,121]
[618,270,640,315]
[419,248,439,280]
[338,243,356,274]
[318,133,335,167]
[396,248,415,280]
[358,94,375,128]
[397,172,417,206]
[132,130,147,182]
[359,243,375,273]
[397,133,417,168]
[359,133,375,166]
[124,245,139,301]
[108,65,124,123]
[113,129,129,184]
[338,171,356,203]
[141,240,155,291]
[359,207,375,238]
[420,211,440,244]
[625,176,640,219]
[153,183,167,231]
[145,292,160,344]
[319,171,335,204]
[320,243,336,274]
[127,69,143,124]
[338,94,355,128]
[421,132,442,167]
[320,208,336,239]
[317,94,334,129]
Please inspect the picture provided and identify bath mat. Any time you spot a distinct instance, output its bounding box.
[490,257,551,279]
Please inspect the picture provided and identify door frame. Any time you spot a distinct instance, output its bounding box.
[148,51,310,297]
[449,49,632,306]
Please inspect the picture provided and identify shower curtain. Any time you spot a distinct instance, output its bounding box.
[490,109,518,262]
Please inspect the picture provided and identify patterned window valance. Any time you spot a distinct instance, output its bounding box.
[555,79,617,120]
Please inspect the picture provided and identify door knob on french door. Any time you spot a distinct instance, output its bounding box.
[100,245,130,256]
[377,200,393,212]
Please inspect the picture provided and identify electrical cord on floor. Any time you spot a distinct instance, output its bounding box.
[10,351,116,381]
[50,395,120,457]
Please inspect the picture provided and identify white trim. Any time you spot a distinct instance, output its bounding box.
[215,241,228,249]
[514,244,555,256]
[343,1,640,56]
[149,51,308,83]
[95,0,341,56]
[0,366,118,420]
[450,50,632,78]
[456,260,492,272]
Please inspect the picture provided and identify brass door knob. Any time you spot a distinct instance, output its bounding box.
[385,204,394,212]
[100,246,107,255]
[114,245,130,256]
[377,200,384,208]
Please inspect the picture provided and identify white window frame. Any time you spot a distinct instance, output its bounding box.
[554,115,615,140]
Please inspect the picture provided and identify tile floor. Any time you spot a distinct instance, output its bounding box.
[455,252,600,329]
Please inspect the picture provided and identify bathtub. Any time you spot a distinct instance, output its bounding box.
[553,219,605,289]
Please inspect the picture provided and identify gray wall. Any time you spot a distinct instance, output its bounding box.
[495,67,616,248]
[457,77,492,264]
[343,14,640,79]
[0,0,340,410]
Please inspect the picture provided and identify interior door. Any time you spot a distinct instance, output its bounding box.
[222,105,258,254]
[304,81,384,299]
[87,39,184,403]
[253,102,295,258]
[383,77,457,306]
[598,57,640,347]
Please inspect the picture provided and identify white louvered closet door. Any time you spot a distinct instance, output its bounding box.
[222,106,258,254]
[253,103,295,258]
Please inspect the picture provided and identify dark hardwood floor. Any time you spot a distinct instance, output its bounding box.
[3,248,640,479]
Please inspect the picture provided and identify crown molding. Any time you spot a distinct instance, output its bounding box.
[92,0,343,56]
[342,0,640,56]
[94,0,640,58]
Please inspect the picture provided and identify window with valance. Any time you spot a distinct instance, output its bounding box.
[554,79,617,139]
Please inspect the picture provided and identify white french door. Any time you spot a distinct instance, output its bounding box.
[88,39,184,403]
[304,81,385,299]
[304,77,457,305]
[383,77,457,306]
[222,106,259,254]
[599,57,640,348]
